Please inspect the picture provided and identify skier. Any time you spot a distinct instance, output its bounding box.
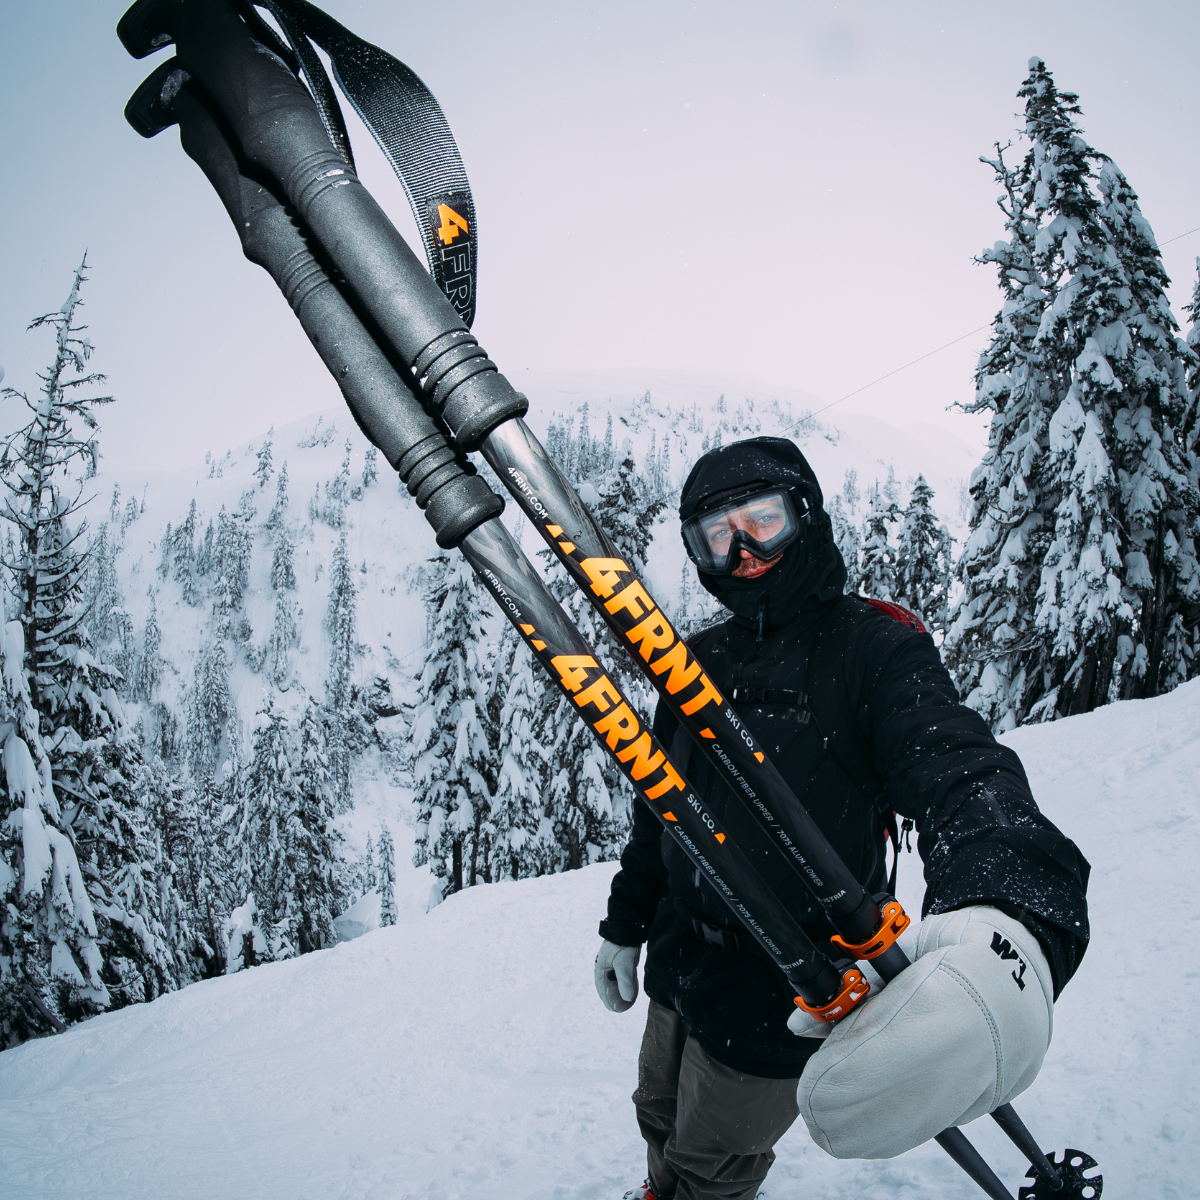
[595,437,1090,1200]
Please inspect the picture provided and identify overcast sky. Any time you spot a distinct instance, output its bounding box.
[2,0,1198,473]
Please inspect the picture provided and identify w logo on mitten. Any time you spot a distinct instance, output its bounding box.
[991,931,1027,990]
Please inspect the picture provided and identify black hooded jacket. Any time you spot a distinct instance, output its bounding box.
[599,438,1090,1079]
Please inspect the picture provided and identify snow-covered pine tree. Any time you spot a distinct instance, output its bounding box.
[137,591,162,701]
[363,833,376,889]
[172,499,198,605]
[894,475,953,633]
[136,753,220,978]
[255,429,274,490]
[157,523,172,580]
[827,495,861,595]
[240,695,299,960]
[487,626,551,881]
[0,619,107,1044]
[291,695,343,952]
[186,628,233,781]
[267,593,299,686]
[410,552,496,894]
[377,823,396,926]
[0,261,182,1032]
[362,445,378,490]
[323,441,352,524]
[324,530,358,811]
[270,527,297,592]
[1094,163,1200,700]
[945,59,1200,728]
[121,495,139,535]
[195,518,214,578]
[89,523,120,642]
[265,460,289,532]
[858,485,899,601]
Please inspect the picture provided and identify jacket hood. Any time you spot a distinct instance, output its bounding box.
[678,436,847,631]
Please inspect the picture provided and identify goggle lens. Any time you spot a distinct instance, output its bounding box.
[682,489,806,574]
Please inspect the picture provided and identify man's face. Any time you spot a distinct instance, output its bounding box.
[697,493,789,579]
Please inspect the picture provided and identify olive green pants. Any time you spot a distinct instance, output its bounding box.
[632,1001,801,1200]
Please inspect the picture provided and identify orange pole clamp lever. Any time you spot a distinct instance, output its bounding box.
[794,967,870,1023]
[830,899,911,961]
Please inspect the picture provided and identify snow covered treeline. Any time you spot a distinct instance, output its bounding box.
[944,59,1200,730]
[0,269,396,1046]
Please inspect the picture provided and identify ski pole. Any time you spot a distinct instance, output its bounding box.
[116,0,904,968]
[117,7,1080,1194]
[127,61,866,1022]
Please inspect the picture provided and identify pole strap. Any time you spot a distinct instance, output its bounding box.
[251,0,479,328]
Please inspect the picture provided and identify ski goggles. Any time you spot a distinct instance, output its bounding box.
[681,486,810,575]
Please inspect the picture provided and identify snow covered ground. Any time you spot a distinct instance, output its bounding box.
[2,678,1197,1197]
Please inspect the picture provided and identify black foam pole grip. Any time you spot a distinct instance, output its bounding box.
[171,77,501,548]
[124,0,525,450]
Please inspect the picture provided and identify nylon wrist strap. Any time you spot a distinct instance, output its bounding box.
[248,0,479,328]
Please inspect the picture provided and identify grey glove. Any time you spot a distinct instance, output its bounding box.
[594,939,641,1012]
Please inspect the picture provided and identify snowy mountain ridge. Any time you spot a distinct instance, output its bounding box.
[0,676,1195,1199]
[95,371,981,870]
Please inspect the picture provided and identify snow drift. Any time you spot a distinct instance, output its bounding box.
[1,680,1197,1199]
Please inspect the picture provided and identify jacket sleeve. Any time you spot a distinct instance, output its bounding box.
[597,699,675,946]
[848,615,1090,998]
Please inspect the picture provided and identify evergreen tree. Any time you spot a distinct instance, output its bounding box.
[186,633,233,781]
[945,59,1200,729]
[136,754,221,978]
[195,519,215,577]
[377,823,396,926]
[410,553,496,894]
[270,528,297,592]
[859,486,900,601]
[361,446,378,491]
[137,591,162,701]
[89,523,120,642]
[0,619,107,1044]
[242,695,299,959]
[172,499,198,605]
[121,495,139,535]
[265,460,289,532]
[292,695,343,952]
[267,593,299,686]
[325,531,358,810]
[324,441,352,523]
[894,475,953,633]
[828,495,861,595]
[157,524,172,581]
[364,833,376,889]
[487,627,551,880]
[254,429,274,490]
[212,495,255,611]
[0,261,179,1035]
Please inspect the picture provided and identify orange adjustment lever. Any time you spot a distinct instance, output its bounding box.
[830,900,911,961]
[794,968,870,1023]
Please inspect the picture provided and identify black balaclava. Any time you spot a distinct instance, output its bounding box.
[679,436,847,632]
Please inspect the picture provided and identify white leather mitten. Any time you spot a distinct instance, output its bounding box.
[594,939,641,1012]
[797,905,1054,1159]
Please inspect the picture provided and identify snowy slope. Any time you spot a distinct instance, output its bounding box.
[2,680,1197,1199]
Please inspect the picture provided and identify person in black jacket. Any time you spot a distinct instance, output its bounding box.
[595,437,1090,1200]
